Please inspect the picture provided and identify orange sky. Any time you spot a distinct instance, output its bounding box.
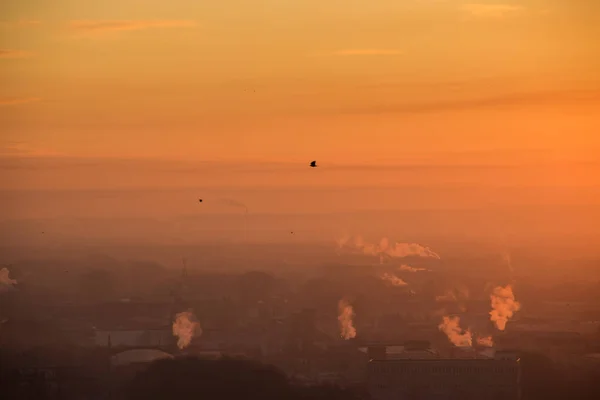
[1,1,600,166]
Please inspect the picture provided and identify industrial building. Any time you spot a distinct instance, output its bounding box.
[367,343,521,400]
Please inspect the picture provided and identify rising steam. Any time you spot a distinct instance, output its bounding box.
[0,267,17,293]
[435,285,469,313]
[476,336,494,347]
[398,264,427,273]
[172,311,201,349]
[337,235,440,260]
[335,234,351,249]
[438,316,472,347]
[338,299,357,340]
[490,284,521,331]
[379,273,408,287]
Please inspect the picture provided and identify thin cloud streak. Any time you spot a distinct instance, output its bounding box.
[333,49,404,56]
[319,89,600,116]
[462,4,524,19]
[69,20,197,34]
[0,143,61,157]
[0,97,41,106]
[0,49,32,59]
[0,19,41,27]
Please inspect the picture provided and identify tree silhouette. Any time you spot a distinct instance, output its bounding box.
[126,357,368,400]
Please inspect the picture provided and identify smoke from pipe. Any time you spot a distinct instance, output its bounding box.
[379,273,408,287]
[336,235,440,259]
[502,252,513,274]
[398,264,427,273]
[172,311,201,349]
[435,286,469,312]
[438,316,472,347]
[476,336,494,347]
[0,267,17,293]
[338,299,357,340]
[335,234,351,249]
[489,284,521,331]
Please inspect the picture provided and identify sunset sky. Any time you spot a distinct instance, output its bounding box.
[1,0,599,165]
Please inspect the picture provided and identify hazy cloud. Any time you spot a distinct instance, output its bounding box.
[0,49,32,59]
[462,3,524,18]
[323,89,600,116]
[0,19,41,28]
[0,142,60,157]
[69,20,197,35]
[333,49,403,56]
[0,97,41,106]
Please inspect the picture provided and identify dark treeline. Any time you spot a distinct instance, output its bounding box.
[1,352,369,400]
[3,351,600,400]
[127,357,368,400]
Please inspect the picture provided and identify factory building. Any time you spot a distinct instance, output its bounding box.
[367,344,521,400]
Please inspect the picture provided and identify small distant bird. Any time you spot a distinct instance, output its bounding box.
[310,161,317,168]
[198,199,203,203]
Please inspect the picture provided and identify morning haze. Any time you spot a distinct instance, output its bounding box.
[1,1,600,400]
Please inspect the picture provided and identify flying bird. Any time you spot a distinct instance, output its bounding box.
[310,161,317,168]
[198,199,203,203]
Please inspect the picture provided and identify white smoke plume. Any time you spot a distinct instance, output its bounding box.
[335,233,351,249]
[172,311,201,349]
[476,336,494,347]
[379,273,408,287]
[438,316,472,347]
[490,284,521,331]
[336,235,440,260]
[502,252,515,281]
[435,286,469,303]
[0,267,17,293]
[398,264,427,273]
[338,299,357,340]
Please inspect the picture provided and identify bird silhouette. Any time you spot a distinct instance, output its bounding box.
[310,161,317,168]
